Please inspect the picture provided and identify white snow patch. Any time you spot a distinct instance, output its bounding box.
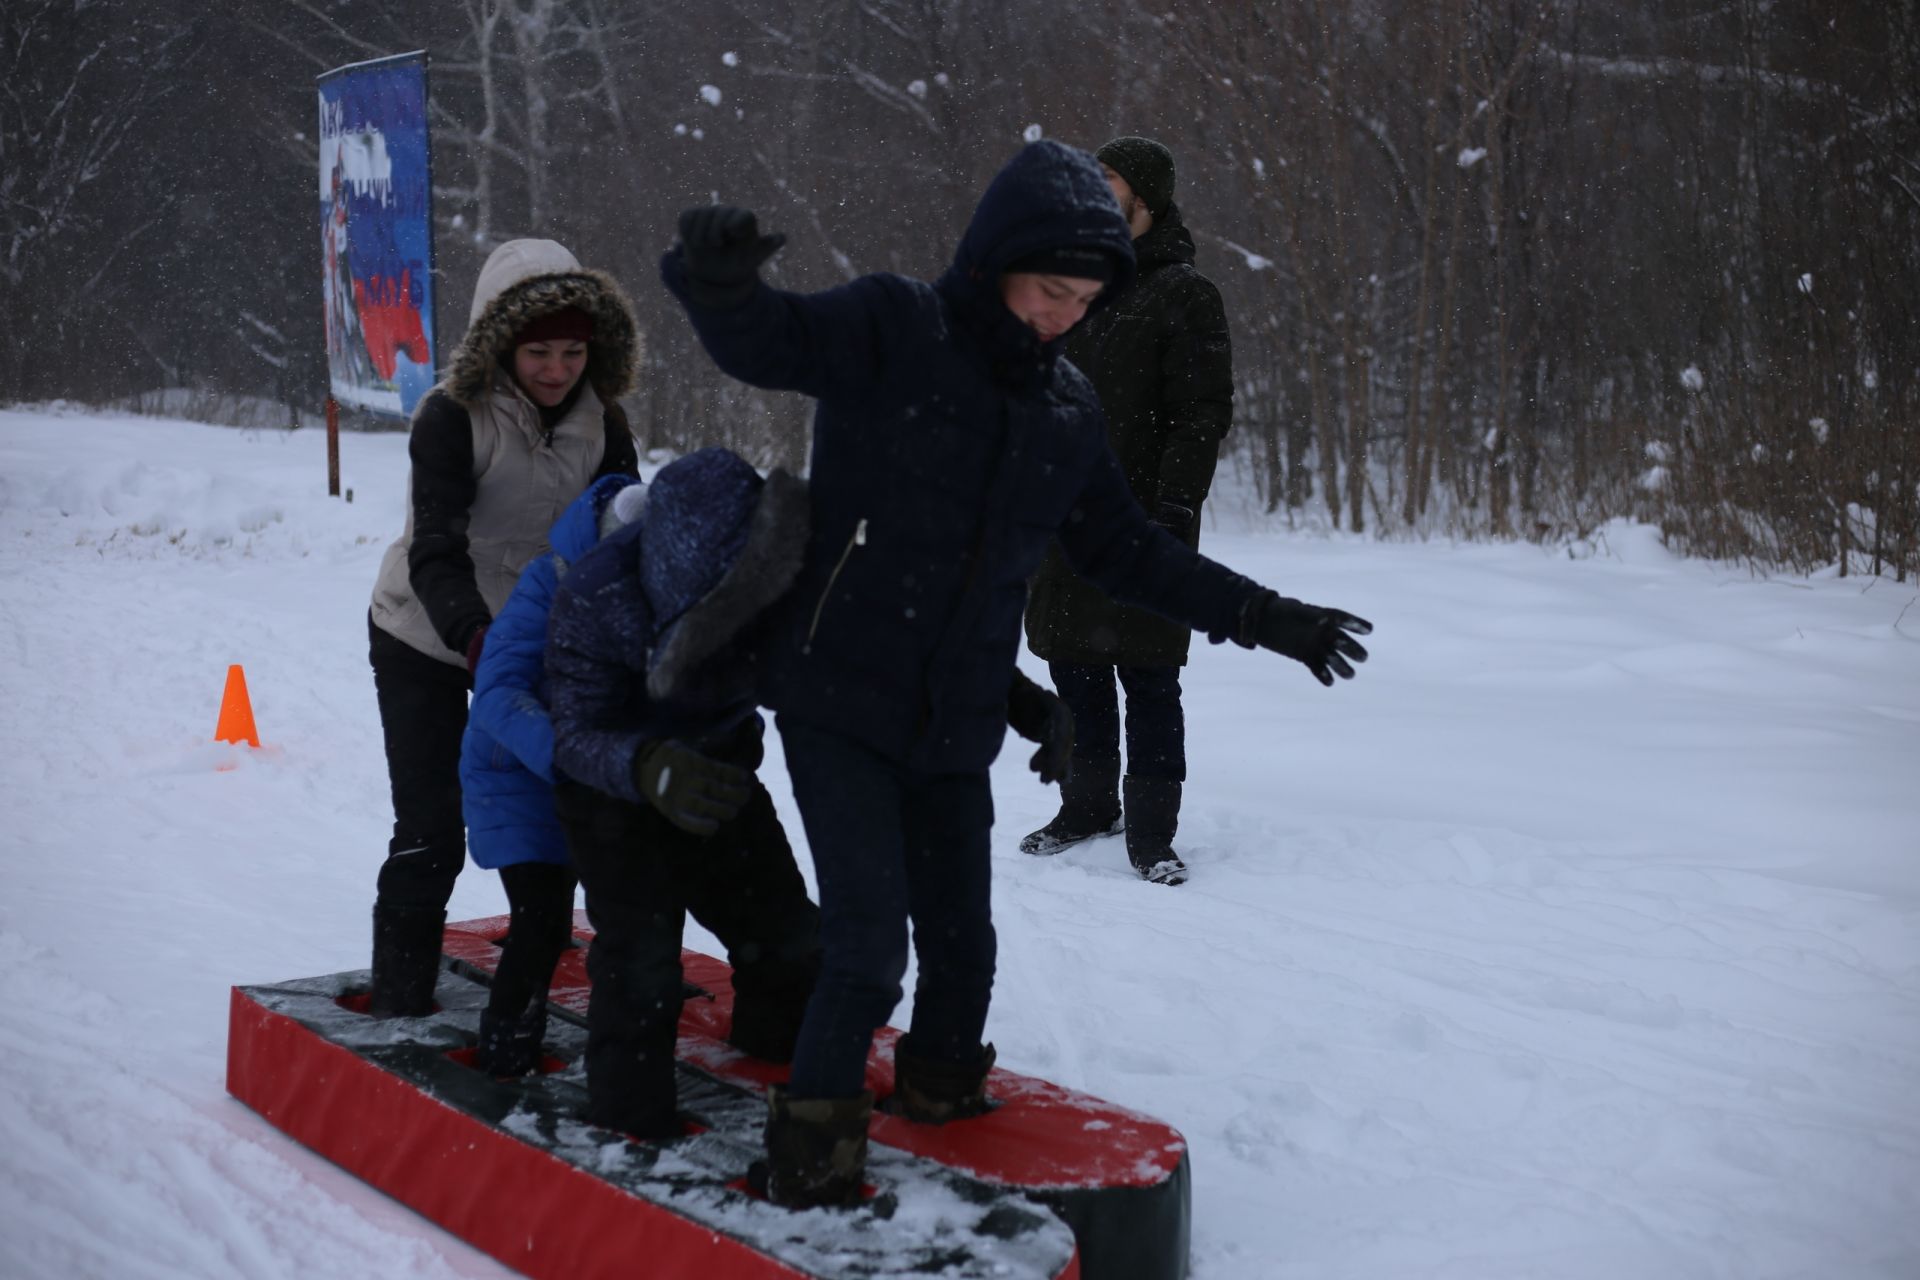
[1,410,1917,1280]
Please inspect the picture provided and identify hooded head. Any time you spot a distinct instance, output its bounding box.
[638,448,809,701]
[546,472,643,566]
[938,141,1136,372]
[446,238,643,408]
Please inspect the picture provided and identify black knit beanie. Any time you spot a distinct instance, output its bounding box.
[1095,136,1176,217]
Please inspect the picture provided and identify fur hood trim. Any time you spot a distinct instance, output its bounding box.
[447,248,641,408]
[646,468,809,702]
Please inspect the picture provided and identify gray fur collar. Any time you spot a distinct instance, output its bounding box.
[647,468,809,701]
[446,269,642,408]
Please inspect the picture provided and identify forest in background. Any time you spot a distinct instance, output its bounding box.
[3,1,1915,575]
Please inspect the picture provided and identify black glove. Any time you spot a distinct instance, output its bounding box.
[632,738,754,836]
[1150,500,1196,535]
[1007,671,1074,786]
[677,205,785,309]
[1241,591,1372,686]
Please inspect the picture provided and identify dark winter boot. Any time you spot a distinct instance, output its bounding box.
[1123,776,1188,886]
[367,903,446,1018]
[474,999,550,1078]
[883,1037,997,1124]
[727,954,819,1064]
[752,1086,874,1209]
[1019,758,1123,855]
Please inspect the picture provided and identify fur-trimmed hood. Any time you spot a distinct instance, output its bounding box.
[446,238,642,408]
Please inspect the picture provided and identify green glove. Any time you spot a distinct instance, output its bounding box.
[632,739,754,836]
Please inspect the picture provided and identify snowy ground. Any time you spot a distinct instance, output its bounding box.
[2,405,1916,1280]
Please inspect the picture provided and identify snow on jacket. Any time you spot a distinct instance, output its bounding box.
[547,448,808,805]
[369,238,642,665]
[659,139,1268,773]
[460,473,641,870]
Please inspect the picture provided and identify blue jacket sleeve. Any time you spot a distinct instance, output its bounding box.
[545,563,650,804]
[1057,442,1262,643]
[468,557,560,783]
[661,249,910,403]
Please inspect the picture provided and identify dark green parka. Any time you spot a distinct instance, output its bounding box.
[1024,204,1234,667]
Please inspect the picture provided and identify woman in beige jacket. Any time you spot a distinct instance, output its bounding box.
[364,238,640,1018]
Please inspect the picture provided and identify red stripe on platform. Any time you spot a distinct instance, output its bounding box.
[225,986,811,1280]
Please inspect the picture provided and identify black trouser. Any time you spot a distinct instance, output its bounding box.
[556,777,819,1134]
[779,718,997,1100]
[368,612,469,912]
[1048,660,1186,781]
[489,862,577,1018]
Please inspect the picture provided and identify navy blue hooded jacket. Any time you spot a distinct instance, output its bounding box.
[660,140,1265,773]
[546,448,808,803]
[460,473,639,869]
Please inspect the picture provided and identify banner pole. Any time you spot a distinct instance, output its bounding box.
[326,395,341,497]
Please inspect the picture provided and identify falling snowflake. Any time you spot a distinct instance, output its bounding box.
[699,85,723,106]
[1023,123,1043,142]
[1457,147,1486,168]
[1679,365,1704,392]
[907,79,927,98]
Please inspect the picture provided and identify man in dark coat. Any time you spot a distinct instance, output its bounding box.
[1023,136,1234,886]
[659,140,1371,1208]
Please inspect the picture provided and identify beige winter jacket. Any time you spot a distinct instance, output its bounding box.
[368,238,641,665]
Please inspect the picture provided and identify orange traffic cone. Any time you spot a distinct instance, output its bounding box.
[215,664,261,748]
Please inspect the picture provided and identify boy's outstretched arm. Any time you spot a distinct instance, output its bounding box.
[1057,446,1372,686]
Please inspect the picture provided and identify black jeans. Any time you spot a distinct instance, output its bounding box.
[368,612,469,912]
[556,777,819,1135]
[1048,660,1186,781]
[489,862,577,1018]
[779,718,997,1100]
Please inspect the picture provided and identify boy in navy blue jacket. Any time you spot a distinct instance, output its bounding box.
[660,141,1372,1206]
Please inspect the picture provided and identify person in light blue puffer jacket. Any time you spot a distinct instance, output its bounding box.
[459,472,646,1075]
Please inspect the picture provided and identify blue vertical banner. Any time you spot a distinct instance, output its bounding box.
[318,52,437,419]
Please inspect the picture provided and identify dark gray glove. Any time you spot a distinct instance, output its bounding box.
[632,739,753,836]
[1007,671,1074,786]
[677,205,785,309]
[1242,591,1372,686]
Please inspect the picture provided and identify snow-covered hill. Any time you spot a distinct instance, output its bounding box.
[2,406,1916,1279]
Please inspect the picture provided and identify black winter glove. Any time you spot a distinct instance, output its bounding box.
[632,738,754,836]
[1150,500,1196,536]
[1241,591,1373,686]
[1007,671,1074,786]
[677,205,785,310]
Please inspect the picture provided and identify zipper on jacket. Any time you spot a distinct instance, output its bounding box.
[802,518,866,654]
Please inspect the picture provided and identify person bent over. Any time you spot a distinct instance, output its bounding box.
[460,473,648,1076]
[546,448,822,1140]
[660,140,1370,1207]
